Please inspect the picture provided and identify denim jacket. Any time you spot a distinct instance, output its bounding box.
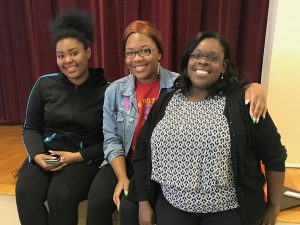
[101,67,179,166]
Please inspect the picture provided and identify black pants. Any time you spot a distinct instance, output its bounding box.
[86,164,118,225]
[119,194,139,225]
[119,191,261,225]
[155,192,243,225]
[15,160,99,225]
[87,162,135,225]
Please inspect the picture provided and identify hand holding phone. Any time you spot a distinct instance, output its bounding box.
[45,154,61,164]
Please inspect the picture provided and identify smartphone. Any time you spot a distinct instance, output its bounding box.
[45,155,61,164]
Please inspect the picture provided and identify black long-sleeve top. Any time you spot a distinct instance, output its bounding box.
[130,86,287,225]
[23,68,109,164]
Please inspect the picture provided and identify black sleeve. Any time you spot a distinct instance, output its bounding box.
[236,88,287,172]
[22,78,46,162]
[79,143,104,161]
[252,112,287,172]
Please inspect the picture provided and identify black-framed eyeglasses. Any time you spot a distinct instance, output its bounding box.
[190,52,223,63]
[124,48,157,59]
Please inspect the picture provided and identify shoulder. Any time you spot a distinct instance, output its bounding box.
[32,73,60,88]
[160,67,179,80]
[105,74,134,94]
[159,67,179,89]
[37,73,60,81]
[110,74,132,85]
[27,73,60,100]
[225,86,252,124]
[226,85,245,103]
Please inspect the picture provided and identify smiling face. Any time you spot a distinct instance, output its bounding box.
[56,37,91,85]
[124,33,162,83]
[187,38,226,95]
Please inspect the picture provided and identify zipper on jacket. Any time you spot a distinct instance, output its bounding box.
[70,86,79,124]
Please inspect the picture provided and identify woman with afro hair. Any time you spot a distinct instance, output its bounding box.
[15,8,109,225]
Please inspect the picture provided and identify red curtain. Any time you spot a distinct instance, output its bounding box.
[0,0,269,123]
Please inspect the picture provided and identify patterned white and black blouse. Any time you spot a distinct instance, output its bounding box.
[151,92,239,213]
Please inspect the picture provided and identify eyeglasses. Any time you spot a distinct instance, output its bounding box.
[190,52,223,63]
[124,48,157,59]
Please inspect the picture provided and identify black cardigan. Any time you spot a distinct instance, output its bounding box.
[130,87,287,225]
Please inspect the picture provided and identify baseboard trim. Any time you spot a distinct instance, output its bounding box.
[286,163,300,168]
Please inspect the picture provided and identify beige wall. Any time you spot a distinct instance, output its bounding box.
[262,0,300,166]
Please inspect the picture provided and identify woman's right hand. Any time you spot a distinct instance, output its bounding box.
[113,177,130,209]
[139,201,155,225]
[33,153,67,171]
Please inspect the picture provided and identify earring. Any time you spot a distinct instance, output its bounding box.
[220,73,224,80]
[129,70,133,75]
[157,61,160,75]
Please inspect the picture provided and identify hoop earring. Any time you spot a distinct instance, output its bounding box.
[157,61,160,75]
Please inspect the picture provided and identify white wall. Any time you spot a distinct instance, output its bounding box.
[262,0,300,166]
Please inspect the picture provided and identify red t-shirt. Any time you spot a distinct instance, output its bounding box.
[127,78,160,161]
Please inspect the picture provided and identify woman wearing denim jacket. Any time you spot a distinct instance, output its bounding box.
[87,20,268,225]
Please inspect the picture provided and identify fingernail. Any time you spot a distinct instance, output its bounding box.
[117,203,120,211]
[263,114,266,119]
[125,191,128,196]
[252,118,256,123]
[245,99,250,105]
[256,118,260,123]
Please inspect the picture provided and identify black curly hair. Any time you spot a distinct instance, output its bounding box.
[174,31,240,97]
[49,8,94,49]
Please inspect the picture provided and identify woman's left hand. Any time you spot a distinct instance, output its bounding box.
[259,204,279,225]
[244,83,267,123]
[113,178,130,209]
[48,150,83,165]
